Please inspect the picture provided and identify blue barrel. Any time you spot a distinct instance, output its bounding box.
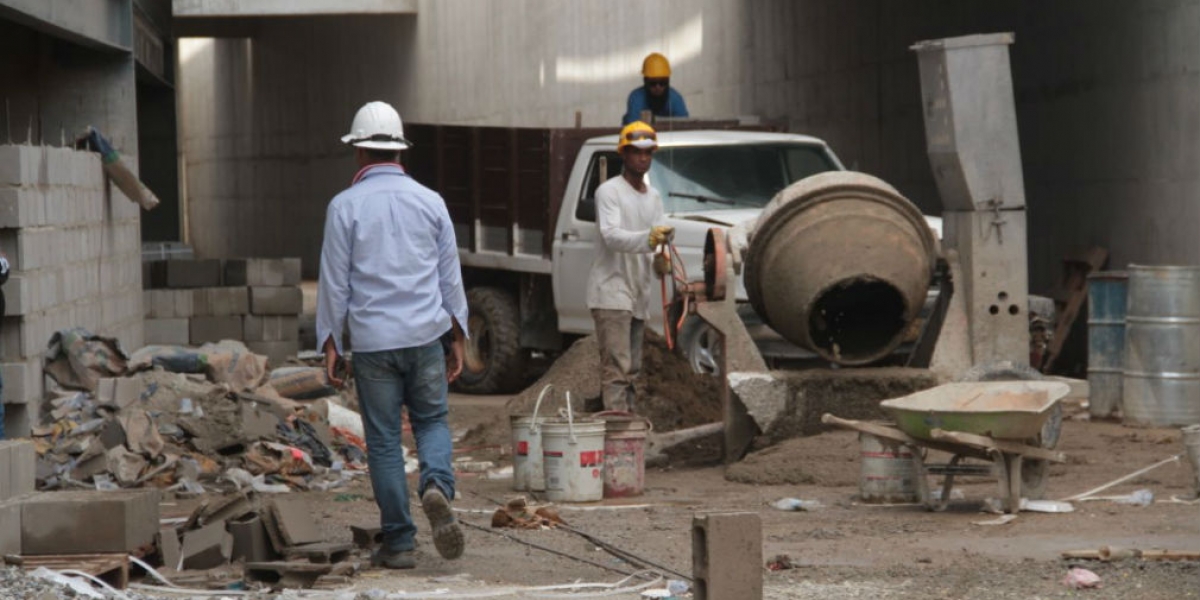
[1087,271,1128,418]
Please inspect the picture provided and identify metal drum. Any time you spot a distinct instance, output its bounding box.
[1122,265,1200,426]
[1087,272,1128,418]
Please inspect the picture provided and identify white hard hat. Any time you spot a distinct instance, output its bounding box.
[341,101,411,150]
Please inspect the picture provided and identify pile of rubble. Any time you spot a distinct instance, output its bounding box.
[32,331,372,495]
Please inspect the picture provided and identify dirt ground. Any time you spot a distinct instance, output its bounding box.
[293,392,1200,599]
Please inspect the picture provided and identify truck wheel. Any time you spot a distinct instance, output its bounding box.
[454,287,529,394]
[956,360,1061,500]
[677,316,722,377]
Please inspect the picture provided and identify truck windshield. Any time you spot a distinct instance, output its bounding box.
[650,143,837,212]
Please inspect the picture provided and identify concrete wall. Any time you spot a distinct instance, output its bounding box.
[0,13,145,435]
[739,0,1200,290]
[178,2,746,276]
[179,0,1200,288]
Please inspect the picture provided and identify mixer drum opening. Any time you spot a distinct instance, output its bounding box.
[809,277,908,363]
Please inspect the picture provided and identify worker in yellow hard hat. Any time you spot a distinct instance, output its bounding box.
[586,121,674,412]
[622,52,689,125]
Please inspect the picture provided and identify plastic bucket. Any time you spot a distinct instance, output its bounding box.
[542,393,607,502]
[511,385,552,492]
[597,412,651,498]
[858,432,918,503]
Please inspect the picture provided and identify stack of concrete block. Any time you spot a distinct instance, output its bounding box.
[144,258,301,365]
[0,145,144,436]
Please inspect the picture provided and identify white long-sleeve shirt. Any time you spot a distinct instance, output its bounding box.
[586,175,665,320]
[316,164,469,355]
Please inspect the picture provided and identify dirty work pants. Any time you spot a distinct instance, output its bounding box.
[352,341,456,553]
[592,309,645,412]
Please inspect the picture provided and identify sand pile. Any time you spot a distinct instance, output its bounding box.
[465,331,721,447]
[725,430,861,487]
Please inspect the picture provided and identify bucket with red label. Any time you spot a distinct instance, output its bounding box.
[541,391,606,502]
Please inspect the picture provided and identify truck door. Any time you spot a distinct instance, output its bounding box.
[552,150,621,334]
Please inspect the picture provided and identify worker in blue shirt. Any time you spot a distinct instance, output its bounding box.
[622,52,689,125]
[317,101,468,570]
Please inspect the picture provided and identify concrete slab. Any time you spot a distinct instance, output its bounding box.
[269,497,323,546]
[181,521,233,570]
[692,512,762,600]
[240,400,281,441]
[95,377,143,410]
[20,489,161,554]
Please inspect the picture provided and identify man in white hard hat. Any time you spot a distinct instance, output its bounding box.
[317,101,468,569]
[588,121,673,412]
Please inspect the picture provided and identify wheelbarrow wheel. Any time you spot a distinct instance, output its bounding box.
[957,361,1061,500]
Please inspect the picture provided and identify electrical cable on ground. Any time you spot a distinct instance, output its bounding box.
[459,519,637,578]
[460,495,690,582]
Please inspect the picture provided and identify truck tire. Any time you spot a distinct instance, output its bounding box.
[454,287,529,394]
[956,360,1061,500]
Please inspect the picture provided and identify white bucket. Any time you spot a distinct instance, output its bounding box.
[511,385,552,492]
[858,431,918,504]
[542,392,606,502]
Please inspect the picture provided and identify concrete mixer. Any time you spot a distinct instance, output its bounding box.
[671,34,1053,495]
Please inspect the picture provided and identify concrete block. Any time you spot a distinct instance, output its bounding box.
[0,440,35,502]
[243,316,299,342]
[181,521,233,570]
[20,489,161,554]
[224,258,302,287]
[144,289,194,319]
[230,514,275,563]
[692,513,762,600]
[0,498,21,556]
[269,497,323,546]
[148,259,222,289]
[0,145,45,186]
[1,359,45,405]
[192,287,249,317]
[0,187,47,228]
[189,316,244,345]
[145,318,190,346]
[249,286,302,316]
[728,372,790,435]
[159,527,182,570]
[246,341,299,367]
[2,404,33,439]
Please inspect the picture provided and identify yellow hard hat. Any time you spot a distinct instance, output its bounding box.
[618,121,658,152]
[642,53,671,78]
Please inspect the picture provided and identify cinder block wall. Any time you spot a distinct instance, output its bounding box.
[0,145,144,430]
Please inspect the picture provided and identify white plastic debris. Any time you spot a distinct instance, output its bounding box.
[771,497,822,511]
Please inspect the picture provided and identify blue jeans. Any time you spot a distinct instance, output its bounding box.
[353,341,455,553]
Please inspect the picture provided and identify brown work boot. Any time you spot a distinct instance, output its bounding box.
[421,487,464,559]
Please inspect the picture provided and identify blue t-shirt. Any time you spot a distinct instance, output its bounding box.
[623,87,689,125]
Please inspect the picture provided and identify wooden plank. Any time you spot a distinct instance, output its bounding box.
[820,414,990,459]
[9,553,129,589]
[929,428,1067,462]
[1044,246,1108,372]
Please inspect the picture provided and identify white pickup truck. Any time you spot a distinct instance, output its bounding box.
[405,122,937,393]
